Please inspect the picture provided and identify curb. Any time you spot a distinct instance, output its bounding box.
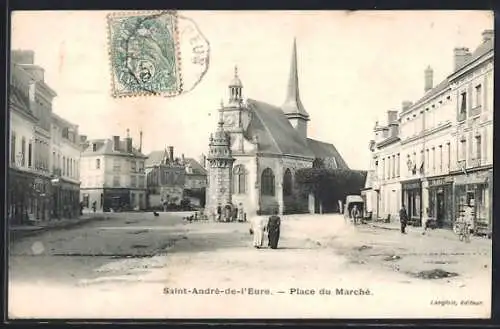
[9,216,108,242]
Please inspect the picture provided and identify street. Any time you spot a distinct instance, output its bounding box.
[9,212,491,319]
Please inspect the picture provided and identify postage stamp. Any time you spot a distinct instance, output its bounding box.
[107,10,183,98]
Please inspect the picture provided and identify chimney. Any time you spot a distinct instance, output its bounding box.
[79,135,87,143]
[402,101,413,112]
[11,50,35,64]
[424,66,433,92]
[387,110,398,124]
[454,47,471,71]
[23,66,45,82]
[482,29,494,43]
[168,146,174,162]
[113,136,120,151]
[139,130,143,153]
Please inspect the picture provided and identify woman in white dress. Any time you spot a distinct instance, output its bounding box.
[250,216,267,248]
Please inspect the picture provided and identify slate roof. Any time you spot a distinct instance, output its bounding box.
[81,138,147,158]
[185,158,208,176]
[245,99,315,158]
[242,98,349,168]
[410,79,451,109]
[306,138,349,169]
[455,37,494,73]
[145,150,207,175]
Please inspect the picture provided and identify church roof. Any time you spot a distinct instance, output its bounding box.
[245,98,314,158]
[306,138,349,169]
[244,99,348,168]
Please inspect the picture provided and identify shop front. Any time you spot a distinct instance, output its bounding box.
[8,168,52,225]
[453,169,492,236]
[401,179,422,226]
[103,188,131,212]
[427,176,454,229]
[52,178,80,219]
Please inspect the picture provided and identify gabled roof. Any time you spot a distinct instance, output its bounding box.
[82,138,146,158]
[306,138,349,169]
[185,158,207,175]
[244,98,315,158]
[145,150,169,167]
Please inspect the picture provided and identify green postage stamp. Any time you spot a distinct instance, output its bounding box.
[107,10,208,98]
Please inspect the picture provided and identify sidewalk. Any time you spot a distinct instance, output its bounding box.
[366,220,491,243]
[9,214,108,241]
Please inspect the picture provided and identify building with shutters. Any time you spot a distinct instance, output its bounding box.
[365,29,493,234]
[9,50,57,224]
[79,130,147,212]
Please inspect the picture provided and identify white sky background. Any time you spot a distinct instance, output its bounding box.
[11,11,493,170]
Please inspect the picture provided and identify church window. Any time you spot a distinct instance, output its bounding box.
[261,168,275,196]
[233,165,247,194]
[283,169,293,196]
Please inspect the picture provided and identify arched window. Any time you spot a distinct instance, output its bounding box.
[233,165,246,194]
[283,168,293,196]
[261,168,275,196]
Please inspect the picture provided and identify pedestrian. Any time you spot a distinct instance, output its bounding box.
[238,203,245,222]
[250,215,267,248]
[92,201,97,213]
[464,202,475,234]
[216,204,222,222]
[267,209,281,249]
[79,201,84,216]
[351,205,360,225]
[232,206,238,222]
[399,205,408,234]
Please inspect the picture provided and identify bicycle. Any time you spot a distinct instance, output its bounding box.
[454,222,472,243]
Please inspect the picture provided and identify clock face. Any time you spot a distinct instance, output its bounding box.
[223,113,236,126]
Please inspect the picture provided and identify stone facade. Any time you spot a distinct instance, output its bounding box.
[205,40,349,217]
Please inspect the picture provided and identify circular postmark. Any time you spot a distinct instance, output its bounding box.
[107,10,210,98]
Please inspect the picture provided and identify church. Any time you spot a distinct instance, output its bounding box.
[205,39,349,216]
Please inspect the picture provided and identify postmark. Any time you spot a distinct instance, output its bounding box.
[107,10,210,98]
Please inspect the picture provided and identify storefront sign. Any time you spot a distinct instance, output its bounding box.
[402,180,421,190]
[454,170,491,185]
[428,176,453,187]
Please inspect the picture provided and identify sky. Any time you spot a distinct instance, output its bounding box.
[10,10,493,170]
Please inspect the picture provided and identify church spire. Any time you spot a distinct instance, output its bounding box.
[282,38,309,120]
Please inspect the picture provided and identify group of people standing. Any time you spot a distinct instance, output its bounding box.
[249,209,281,249]
[213,203,246,222]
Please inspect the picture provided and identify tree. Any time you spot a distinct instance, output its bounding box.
[295,167,367,212]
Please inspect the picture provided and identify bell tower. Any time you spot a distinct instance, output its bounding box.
[228,66,243,107]
[206,107,236,214]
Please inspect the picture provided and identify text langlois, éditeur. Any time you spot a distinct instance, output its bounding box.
[163,287,372,296]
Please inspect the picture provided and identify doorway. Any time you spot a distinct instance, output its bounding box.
[436,191,445,228]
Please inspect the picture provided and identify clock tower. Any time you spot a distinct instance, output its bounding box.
[222,66,247,153]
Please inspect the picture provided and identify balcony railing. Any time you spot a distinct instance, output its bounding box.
[470,158,482,168]
[52,168,62,177]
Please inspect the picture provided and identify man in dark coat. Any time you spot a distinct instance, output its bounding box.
[216,204,222,222]
[399,205,408,234]
[267,209,281,249]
